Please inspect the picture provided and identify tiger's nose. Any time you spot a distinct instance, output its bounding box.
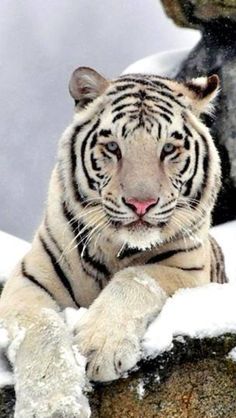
[124,198,158,216]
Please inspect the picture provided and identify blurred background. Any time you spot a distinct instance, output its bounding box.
[0,0,200,240]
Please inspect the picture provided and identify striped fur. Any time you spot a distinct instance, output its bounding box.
[0,69,227,409]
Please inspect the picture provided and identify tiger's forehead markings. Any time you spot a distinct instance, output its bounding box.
[108,75,186,109]
[99,129,112,138]
[171,131,183,140]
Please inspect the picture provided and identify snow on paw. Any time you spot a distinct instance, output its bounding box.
[14,394,91,418]
[50,395,90,418]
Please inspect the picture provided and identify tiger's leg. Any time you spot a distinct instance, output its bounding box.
[74,264,209,382]
[0,269,90,418]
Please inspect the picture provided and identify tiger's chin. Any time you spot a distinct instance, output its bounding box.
[118,223,166,251]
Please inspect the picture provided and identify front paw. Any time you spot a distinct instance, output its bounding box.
[15,393,90,418]
[74,310,141,382]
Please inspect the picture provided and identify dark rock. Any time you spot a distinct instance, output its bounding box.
[161,0,236,225]
[0,387,15,418]
[2,334,236,417]
[160,1,236,29]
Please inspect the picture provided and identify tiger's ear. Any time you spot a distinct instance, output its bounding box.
[69,67,109,108]
[184,74,220,116]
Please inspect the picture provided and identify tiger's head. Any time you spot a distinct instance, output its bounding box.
[60,67,221,250]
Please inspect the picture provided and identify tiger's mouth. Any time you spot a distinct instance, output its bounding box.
[126,219,153,229]
[111,218,168,231]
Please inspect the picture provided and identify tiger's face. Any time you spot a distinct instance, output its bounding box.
[65,68,221,249]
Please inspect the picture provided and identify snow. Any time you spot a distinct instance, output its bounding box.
[228,347,236,362]
[7,327,26,365]
[63,307,88,333]
[0,326,14,388]
[123,48,190,78]
[143,282,236,358]
[136,379,145,400]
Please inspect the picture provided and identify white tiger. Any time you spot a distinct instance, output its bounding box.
[0,67,226,417]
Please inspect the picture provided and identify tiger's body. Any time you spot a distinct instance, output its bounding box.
[0,68,226,418]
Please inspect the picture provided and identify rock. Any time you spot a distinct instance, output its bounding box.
[0,387,14,418]
[160,0,236,29]
[2,335,236,417]
[160,0,236,225]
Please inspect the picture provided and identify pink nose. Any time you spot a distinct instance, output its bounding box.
[125,198,158,216]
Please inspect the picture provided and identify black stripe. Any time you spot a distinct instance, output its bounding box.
[189,134,210,208]
[39,235,80,308]
[150,94,173,108]
[154,90,185,108]
[81,119,100,190]
[91,152,101,171]
[21,261,55,300]
[99,129,112,137]
[146,243,201,265]
[180,156,191,175]
[85,253,110,277]
[117,245,141,260]
[170,152,181,161]
[112,92,137,106]
[122,124,128,138]
[90,133,98,149]
[153,104,174,117]
[118,76,173,92]
[171,131,183,140]
[104,196,121,209]
[183,140,199,196]
[62,203,110,278]
[179,266,204,271]
[62,202,87,256]
[112,112,126,123]
[158,123,162,139]
[112,103,134,113]
[45,217,64,257]
[107,83,136,94]
[200,134,210,193]
[145,105,172,123]
[160,198,176,209]
[183,124,193,137]
[70,122,90,204]
[156,206,175,216]
[184,136,190,150]
[101,150,112,160]
[103,203,126,216]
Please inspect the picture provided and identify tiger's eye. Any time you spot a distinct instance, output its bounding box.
[163,143,176,154]
[105,141,119,153]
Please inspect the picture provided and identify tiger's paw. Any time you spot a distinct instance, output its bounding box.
[14,393,91,418]
[74,309,141,382]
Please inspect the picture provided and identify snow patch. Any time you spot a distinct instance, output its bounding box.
[228,347,236,362]
[0,324,14,388]
[136,379,145,400]
[7,327,26,365]
[64,307,88,333]
[143,283,236,358]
